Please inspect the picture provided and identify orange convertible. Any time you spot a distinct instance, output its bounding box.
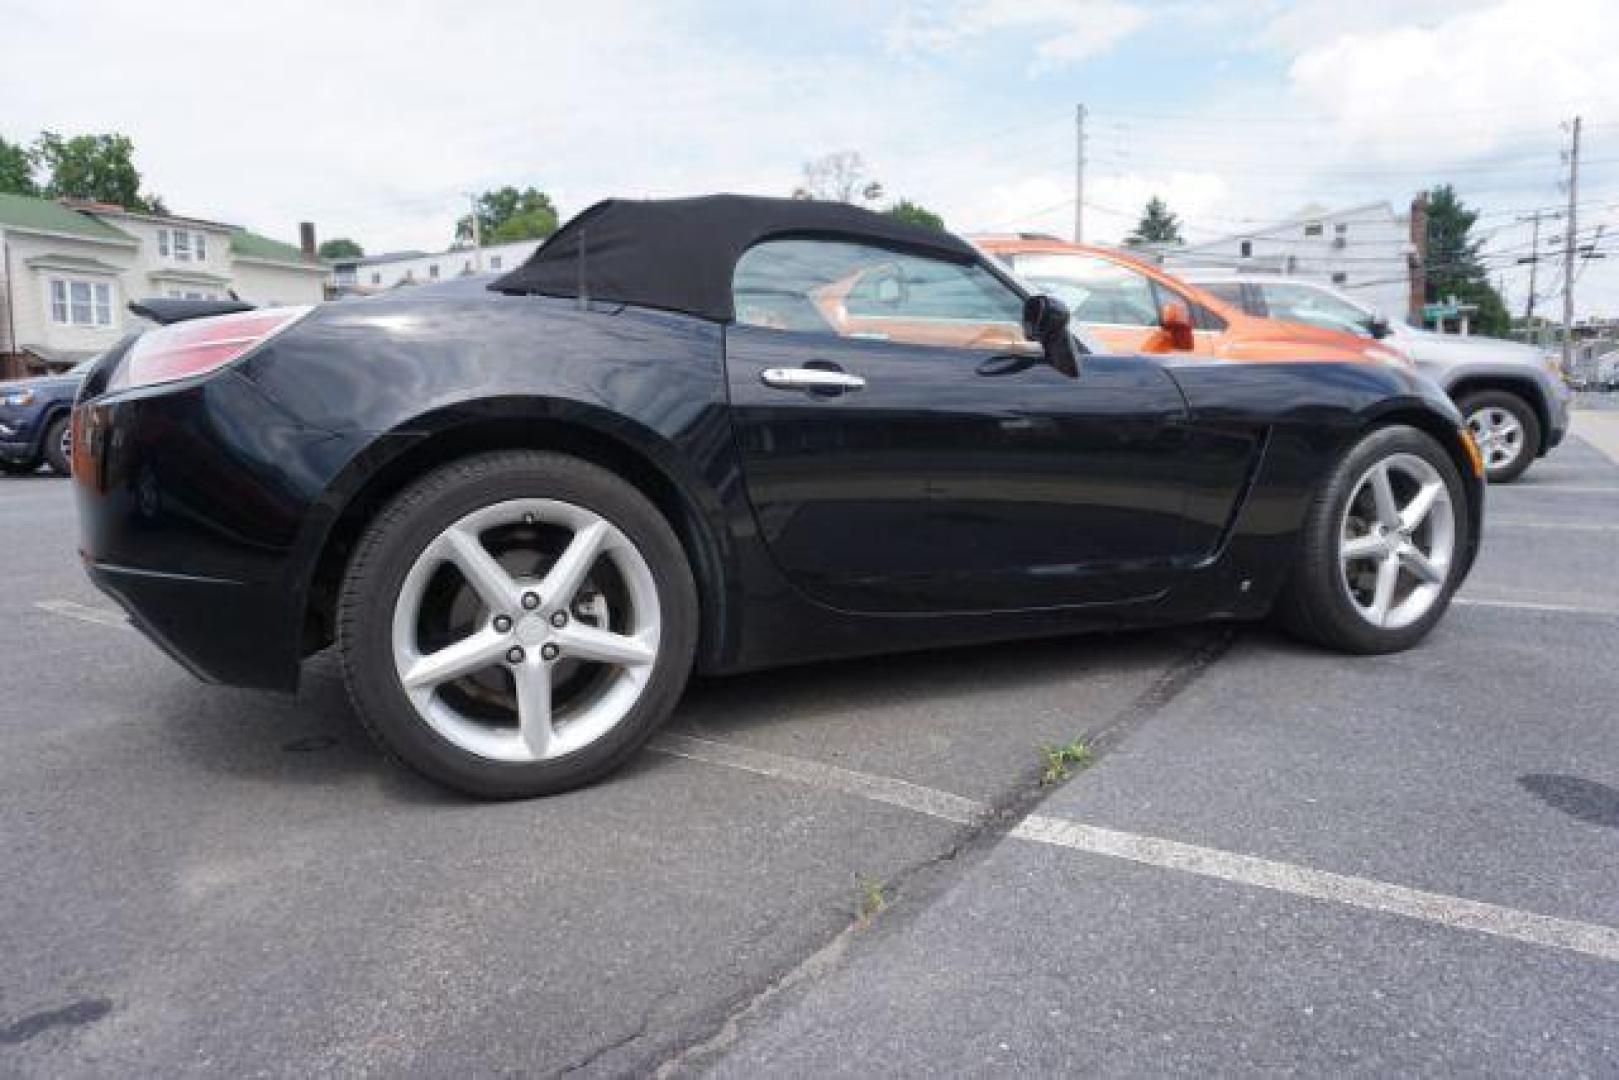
[971,235,1410,366]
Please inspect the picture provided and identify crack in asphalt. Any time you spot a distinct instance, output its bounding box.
[643,626,1240,1078]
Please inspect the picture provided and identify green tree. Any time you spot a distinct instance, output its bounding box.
[318,237,364,260]
[1423,183,1511,337]
[0,136,38,196]
[455,186,559,246]
[1124,195,1182,247]
[34,132,164,213]
[885,199,944,231]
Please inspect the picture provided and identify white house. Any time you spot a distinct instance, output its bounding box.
[0,193,329,377]
[330,239,544,295]
[1163,201,1417,321]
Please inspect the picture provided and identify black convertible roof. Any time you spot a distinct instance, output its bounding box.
[488,194,980,321]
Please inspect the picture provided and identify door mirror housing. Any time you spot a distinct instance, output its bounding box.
[1159,300,1196,351]
[1366,315,1392,339]
[1022,294,1079,376]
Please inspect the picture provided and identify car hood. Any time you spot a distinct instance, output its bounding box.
[0,373,82,394]
[1390,325,1543,366]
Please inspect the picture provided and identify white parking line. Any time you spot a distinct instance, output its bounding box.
[653,735,1619,964]
[32,598,129,629]
[1011,815,1619,963]
[1454,596,1619,617]
[1489,519,1619,531]
[651,733,984,825]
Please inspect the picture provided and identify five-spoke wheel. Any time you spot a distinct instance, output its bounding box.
[1275,425,1471,654]
[339,451,696,798]
[1459,390,1540,484]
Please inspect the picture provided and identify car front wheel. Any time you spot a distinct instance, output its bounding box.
[1275,425,1470,654]
[43,416,71,476]
[1459,390,1540,483]
[338,450,698,798]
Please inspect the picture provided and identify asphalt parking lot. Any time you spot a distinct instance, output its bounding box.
[3,420,1617,1077]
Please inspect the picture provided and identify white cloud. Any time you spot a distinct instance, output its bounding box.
[887,0,1152,69]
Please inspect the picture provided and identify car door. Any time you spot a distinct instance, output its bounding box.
[725,237,1198,614]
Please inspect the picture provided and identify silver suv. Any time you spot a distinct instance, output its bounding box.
[1182,273,1572,483]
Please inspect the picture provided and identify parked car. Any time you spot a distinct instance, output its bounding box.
[971,236,1412,367]
[0,358,97,476]
[1181,273,1571,483]
[74,196,1483,799]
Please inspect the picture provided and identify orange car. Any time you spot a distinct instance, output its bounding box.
[970,235,1410,366]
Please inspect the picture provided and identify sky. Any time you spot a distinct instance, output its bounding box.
[3,0,1617,317]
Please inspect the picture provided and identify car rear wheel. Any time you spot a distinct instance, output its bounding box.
[43,416,71,476]
[1274,425,1470,654]
[337,450,698,798]
[1459,390,1539,483]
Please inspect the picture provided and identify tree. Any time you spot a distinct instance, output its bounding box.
[455,186,559,246]
[318,237,364,260]
[1124,196,1182,247]
[885,199,944,231]
[34,132,164,213]
[1423,183,1511,337]
[0,136,37,196]
[793,151,884,206]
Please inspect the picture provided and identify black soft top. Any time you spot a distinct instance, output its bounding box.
[488,194,980,322]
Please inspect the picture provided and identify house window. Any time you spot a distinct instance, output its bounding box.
[429,264,440,279]
[1239,240,1252,258]
[1304,222,1323,237]
[371,272,381,285]
[157,229,170,256]
[50,278,114,327]
[195,232,207,261]
[1335,223,1347,236]
[172,229,191,262]
[1331,272,1347,284]
[490,255,503,270]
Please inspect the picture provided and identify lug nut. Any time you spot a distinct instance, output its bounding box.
[493,615,513,633]
[549,610,568,628]
[521,592,541,610]
[506,646,525,664]
[541,643,560,662]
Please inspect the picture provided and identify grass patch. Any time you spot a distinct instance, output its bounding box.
[1040,738,1093,785]
[855,875,887,924]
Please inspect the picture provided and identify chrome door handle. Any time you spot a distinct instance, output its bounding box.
[759,367,867,393]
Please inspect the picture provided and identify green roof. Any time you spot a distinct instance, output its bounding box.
[230,228,321,266]
[0,192,136,244]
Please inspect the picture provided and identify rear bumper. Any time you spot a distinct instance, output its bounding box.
[86,560,298,689]
[72,371,353,693]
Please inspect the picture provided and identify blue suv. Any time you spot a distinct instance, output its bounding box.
[0,359,96,476]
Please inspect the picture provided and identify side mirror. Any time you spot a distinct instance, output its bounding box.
[1022,294,1079,376]
[1160,300,1195,351]
[1367,316,1391,339]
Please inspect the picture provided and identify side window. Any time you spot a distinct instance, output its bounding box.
[1260,284,1373,337]
[733,238,1031,350]
[1007,252,1160,327]
[1196,281,1248,313]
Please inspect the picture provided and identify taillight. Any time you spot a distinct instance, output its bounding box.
[108,306,312,391]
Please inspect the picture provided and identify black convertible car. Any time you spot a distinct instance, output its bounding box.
[73,196,1484,798]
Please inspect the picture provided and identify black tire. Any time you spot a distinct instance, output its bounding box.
[1274,425,1471,655]
[1457,390,1539,484]
[42,415,71,476]
[337,450,698,798]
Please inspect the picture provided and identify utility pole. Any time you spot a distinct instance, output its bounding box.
[1561,116,1581,370]
[466,192,484,273]
[1515,208,1559,336]
[1074,104,1086,244]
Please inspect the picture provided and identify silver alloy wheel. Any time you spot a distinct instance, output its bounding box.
[390,498,661,763]
[1338,453,1456,629]
[1466,405,1524,473]
[59,424,71,464]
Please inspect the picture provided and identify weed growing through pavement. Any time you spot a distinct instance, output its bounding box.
[855,875,887,924]
[1040,738,1093,785]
